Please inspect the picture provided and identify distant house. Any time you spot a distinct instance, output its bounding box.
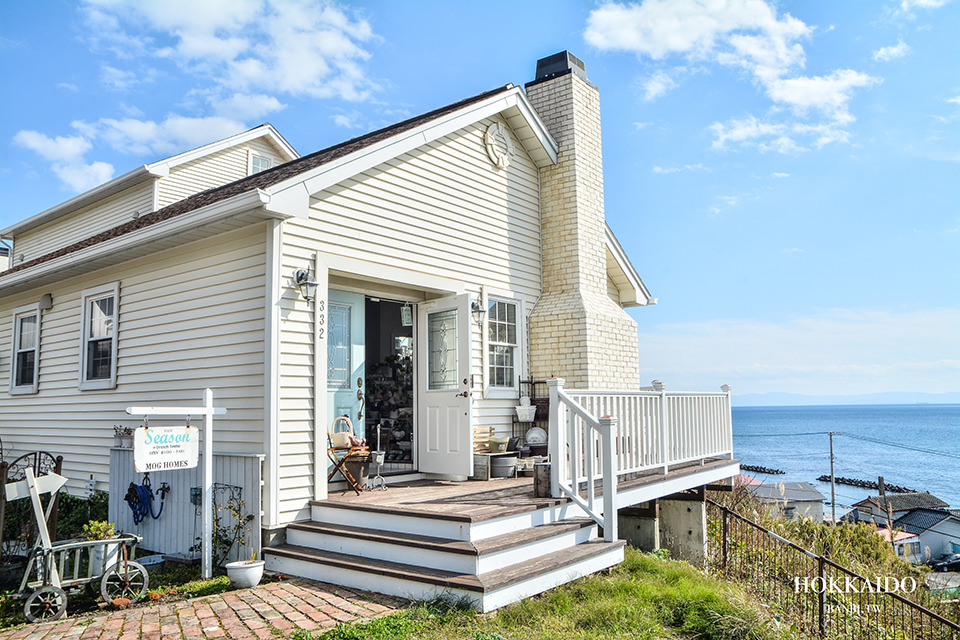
[891,508,960,563]
[748,482,826,521]
[877,528,923,563]
[852,492,949,524]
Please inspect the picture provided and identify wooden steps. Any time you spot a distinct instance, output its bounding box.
[264,490,625,612]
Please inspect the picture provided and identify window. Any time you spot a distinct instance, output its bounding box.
[328,304,351,389]
[251,155,272,174]
[79,283,119,390]
[488,299,518,387]
[9,304,39,394]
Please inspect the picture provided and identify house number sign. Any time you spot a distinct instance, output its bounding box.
[134,425,199,472]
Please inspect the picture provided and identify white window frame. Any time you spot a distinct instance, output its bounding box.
[485,296,522,397]
[78,282,119,391]
[9,303,40,395]
[249,151,272,175]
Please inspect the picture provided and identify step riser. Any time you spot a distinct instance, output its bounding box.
[265,552,481,608]
[469,502,590,541]
[264,544,625,614]
[477,524,598,574]
[311,505,472,541]
[287,528,477,574]
[479,545,624,613]
[286,523,599,576]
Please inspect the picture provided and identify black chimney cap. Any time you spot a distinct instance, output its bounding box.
[529,51,589,86]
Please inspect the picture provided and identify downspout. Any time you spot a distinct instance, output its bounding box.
[263,219,282,540]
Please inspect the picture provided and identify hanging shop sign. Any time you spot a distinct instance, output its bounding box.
[133,425,199,472]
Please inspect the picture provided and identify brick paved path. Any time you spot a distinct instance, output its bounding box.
[0,579,407,640]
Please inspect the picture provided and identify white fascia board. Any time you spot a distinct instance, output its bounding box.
[1,165,165,238]
[507,90,559,166]
[605,224,652,306]
[147,124,299,173]
[267,87,558,203]
[0,189,281,293]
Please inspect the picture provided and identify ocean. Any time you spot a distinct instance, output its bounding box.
[731,404,960,515]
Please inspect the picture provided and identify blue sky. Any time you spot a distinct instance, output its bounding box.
[1,0,957,398]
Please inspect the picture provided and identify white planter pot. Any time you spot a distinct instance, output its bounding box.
[225,560,265,588]
[92,540,121,572]
[515,406,537,422]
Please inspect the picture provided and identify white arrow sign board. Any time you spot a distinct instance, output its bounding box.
[134,425,200,472]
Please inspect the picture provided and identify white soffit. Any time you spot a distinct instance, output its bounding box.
[606,224,652,307]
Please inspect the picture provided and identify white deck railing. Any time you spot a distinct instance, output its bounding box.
[547,378,733,542]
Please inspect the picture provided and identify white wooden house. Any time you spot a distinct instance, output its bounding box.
[1,52,737,610]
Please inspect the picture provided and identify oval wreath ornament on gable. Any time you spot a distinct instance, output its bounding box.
[484,121,515,170]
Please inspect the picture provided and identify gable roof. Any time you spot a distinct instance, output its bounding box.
[605,224,653,307]
[855,492,949,513]
[748,481,826,503]
[0,85,557,293]
[893,508,955,535]
[1,124,297,239]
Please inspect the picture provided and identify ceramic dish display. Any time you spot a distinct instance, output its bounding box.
[525,426,547,444]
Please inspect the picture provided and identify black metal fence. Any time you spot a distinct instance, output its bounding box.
[707,499,960,639]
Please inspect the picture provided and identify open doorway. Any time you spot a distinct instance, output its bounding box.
[364,298,414,475]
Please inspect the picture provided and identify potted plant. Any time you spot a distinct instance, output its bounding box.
[83,520,120,571]
[114,425,133,448]
[193,497,263,587]
[225,550,264,589]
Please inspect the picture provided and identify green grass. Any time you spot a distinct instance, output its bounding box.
[290,548,804,640]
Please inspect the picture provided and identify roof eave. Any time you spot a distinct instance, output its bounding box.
[264,86,558,207]
[1,165,164,238]
[0,189,284,296]
[605,224,653,307]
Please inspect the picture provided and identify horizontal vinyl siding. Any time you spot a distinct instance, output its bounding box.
[12,184,154,261]
[0,225,267,496]
[157,139,288,208]
[275,116,541,521]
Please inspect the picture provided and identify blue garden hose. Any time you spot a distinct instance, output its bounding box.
[124,479,169,524]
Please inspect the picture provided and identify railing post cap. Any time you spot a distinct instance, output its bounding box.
[547,377,565,387]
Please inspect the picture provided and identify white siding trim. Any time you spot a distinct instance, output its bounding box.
[77,281,119,391]
[264,220,282,528]
[312,253,329,501]
[8,302,40,395]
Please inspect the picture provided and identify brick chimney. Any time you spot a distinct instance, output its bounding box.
[525,51,640,390]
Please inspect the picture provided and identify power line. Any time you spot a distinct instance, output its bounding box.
[841,433,960,460]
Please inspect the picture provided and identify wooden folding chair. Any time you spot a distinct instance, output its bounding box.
[326,416,369,494]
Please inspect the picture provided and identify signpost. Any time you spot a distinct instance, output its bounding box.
[126,389,226,579]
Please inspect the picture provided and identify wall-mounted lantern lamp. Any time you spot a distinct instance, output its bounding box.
[294,267,319,301]
[471,299,486,329]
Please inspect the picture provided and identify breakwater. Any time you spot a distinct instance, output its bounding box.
[815,475,918,493]
[741,464,785,475]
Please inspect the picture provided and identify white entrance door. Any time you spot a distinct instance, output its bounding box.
[416,293,473,476]
[327,290,366,438]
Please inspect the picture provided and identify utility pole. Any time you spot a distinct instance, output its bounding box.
[829,432,840,526]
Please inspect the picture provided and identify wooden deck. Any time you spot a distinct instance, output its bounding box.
[316,456,737,520]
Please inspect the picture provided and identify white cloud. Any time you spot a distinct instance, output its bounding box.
[771,172,790,178]
[652,163,708,174]
[633,121,654,130]
[72,114,247,156]
[585,0,880,153]
[332,110,364,129]
[780,247,803,253]
[873,39,912,62]
[13,131,91,162]
[211,93,285,121]
[641,70,679,101]
[80,0,379,102]
[13,130,115,191]
[948,96,960,105]
[57,82,79,92]
[635,308,960,395]
[101,64,146,90]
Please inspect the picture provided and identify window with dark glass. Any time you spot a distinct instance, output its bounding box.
[487,300,517,387]
[10,308,39,393]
